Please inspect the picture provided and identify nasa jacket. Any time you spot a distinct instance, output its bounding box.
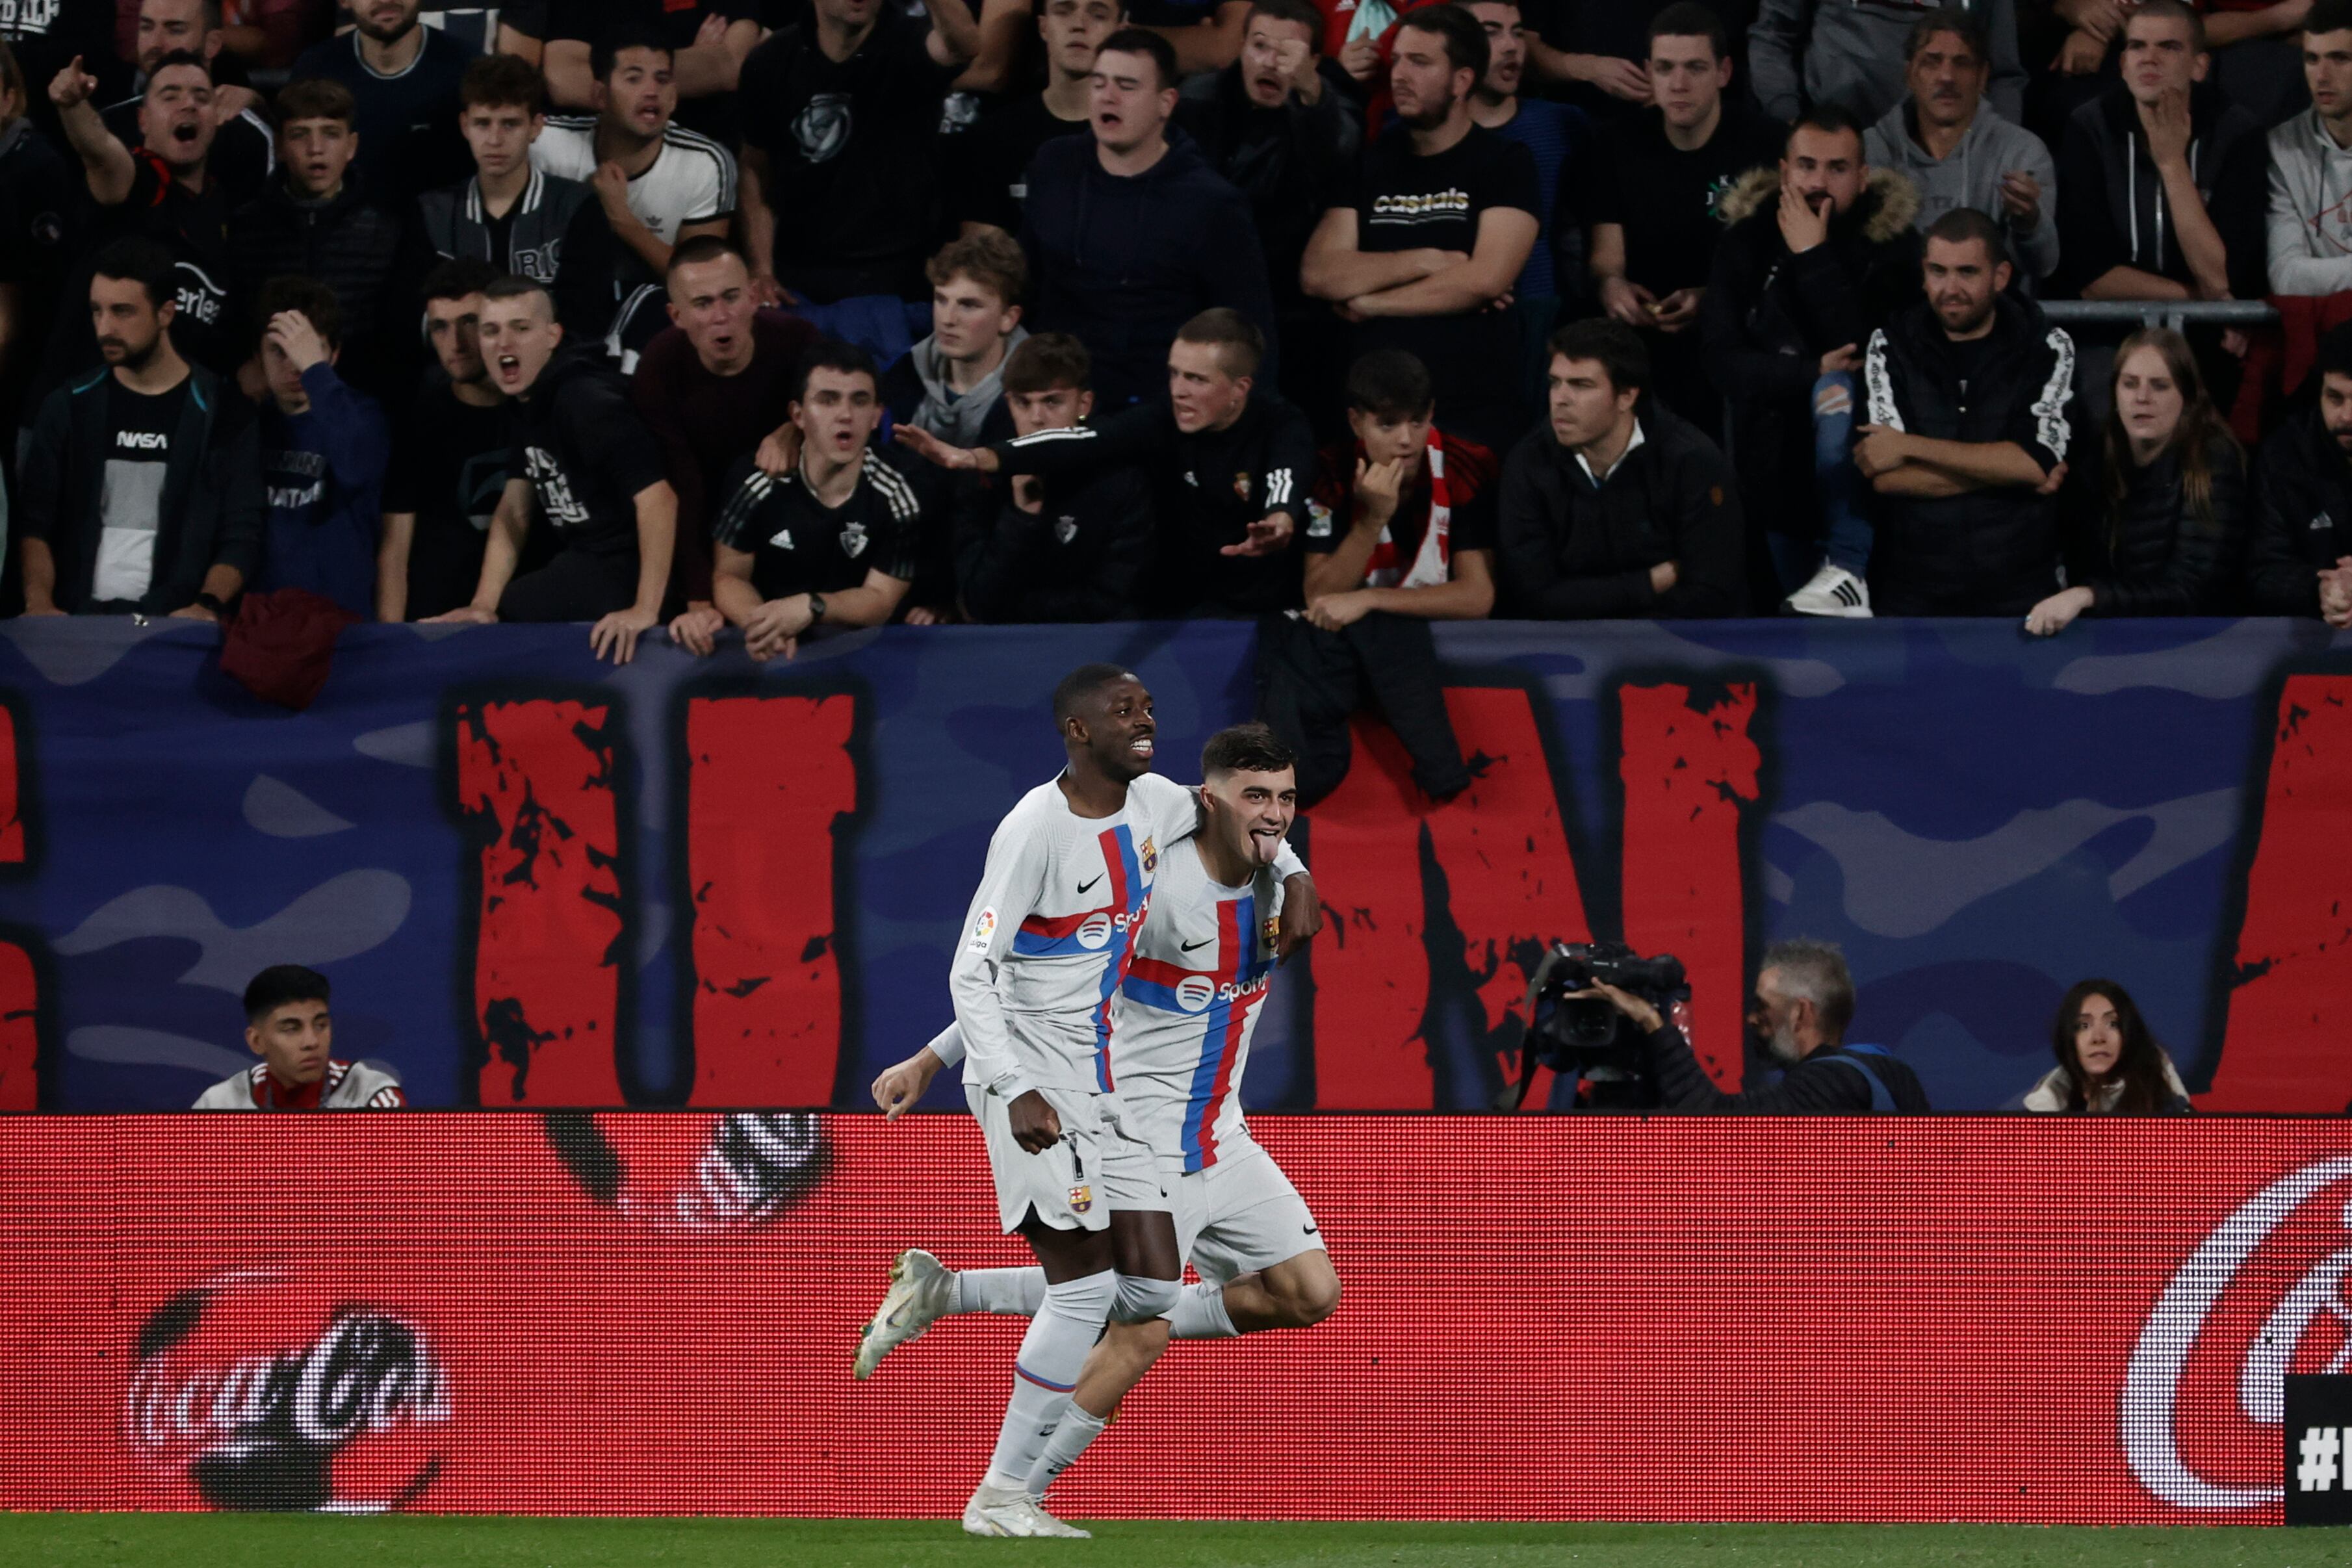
[985,391,1315,615]
[1862,290,2076,617]
[16,361,263,615]
[411,168,618,338]
[1018,128,1280,409]
[2245,403,2352,617]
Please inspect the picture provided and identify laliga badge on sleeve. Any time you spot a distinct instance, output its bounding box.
[968,906,997,952]
[2286,1376,2352,1523]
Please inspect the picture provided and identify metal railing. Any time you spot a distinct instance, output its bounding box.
[2038,300,2281,333]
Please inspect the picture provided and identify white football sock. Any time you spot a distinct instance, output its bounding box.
[1167,1280,1239,1339]
[951,1266,1047,1316]
[981,1269,1115,1493]
[1026,1405,1109,1499]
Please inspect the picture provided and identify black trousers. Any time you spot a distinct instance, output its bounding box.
[1256,610,1469,807]
[497,546,638,623]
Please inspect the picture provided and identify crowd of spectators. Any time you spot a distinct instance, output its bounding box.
[12,0,2352,780]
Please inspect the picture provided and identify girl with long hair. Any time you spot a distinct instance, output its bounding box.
[2024,328,2245,634]
[2022,979,2191,1114]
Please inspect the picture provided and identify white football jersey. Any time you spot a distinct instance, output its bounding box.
[1113,836,1284,1174]
[530,118,736,244]
[192,1060,406,1110]
[949,771,1201,1100]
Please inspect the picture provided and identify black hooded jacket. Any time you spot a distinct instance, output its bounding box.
[2246,404,2352,617]
[1863,291,2077,617]
[2057,82,2267,300]
[1699,165,1922,536]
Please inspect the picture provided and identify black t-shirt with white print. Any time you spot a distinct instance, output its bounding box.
[91,377,188,608]
[506,349,668,557]
[1340,123,1539,436]
[709,446,922,600]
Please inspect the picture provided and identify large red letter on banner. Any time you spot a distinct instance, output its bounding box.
[1619,683,1760,1093]
[684,695,859,1105]
[452,699,627,1106]
[1307,687,1592,1109]
[2203,674,2352,1111]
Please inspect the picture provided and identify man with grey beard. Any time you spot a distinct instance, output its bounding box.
[1576,936,1931,1111]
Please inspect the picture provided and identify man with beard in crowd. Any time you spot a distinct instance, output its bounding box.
[1303,6,1538,452]
[2248,325,2352,622]
[1701,105,1920,616]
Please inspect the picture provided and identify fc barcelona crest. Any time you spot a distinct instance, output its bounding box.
[1140,836,1157,873]
[1068,1184,1094,1214]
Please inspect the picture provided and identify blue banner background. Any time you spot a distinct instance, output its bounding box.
[1,615,2334,1113]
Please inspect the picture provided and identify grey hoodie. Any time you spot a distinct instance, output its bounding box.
[2266,106,2352,297]
[1865,99,2060,279]
[905,325,1029,447]
[1751,0,2025,129]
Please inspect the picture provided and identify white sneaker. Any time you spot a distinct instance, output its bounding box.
[963,1485,1092,1539]
[1785,562,1872,618]
[853,1249,954,1379]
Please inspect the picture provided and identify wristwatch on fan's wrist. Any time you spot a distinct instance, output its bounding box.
[194,591,227,615]
[806,593,827,626]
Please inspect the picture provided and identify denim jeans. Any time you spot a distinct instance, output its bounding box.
[1813,370,1872,576]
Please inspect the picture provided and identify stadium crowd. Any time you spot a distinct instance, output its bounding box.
[5,0,2352,755]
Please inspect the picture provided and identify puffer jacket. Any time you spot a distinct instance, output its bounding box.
[1863,289,2077,616]
[2069,433,2245,617]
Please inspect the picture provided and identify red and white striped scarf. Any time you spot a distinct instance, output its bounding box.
[1360,430,1452,590]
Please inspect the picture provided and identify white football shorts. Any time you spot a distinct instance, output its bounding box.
[968,1082,1167,1233]
[1173,1138,1324,1284]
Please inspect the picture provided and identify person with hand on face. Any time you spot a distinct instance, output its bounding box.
[246,276,391,617]
[1177,0,1359,423]
[18,238,261,621]
[410,53,621,340]
[2026,328,2242,635]
[424,275,675,663]
[227,77,403,395]
[1593,936,1930,1112]
[531,25,736,366]
[2248,324,2352,623]
[735,0,980,306]
[47,49,243,379]
[2060,0,2266,309]
[192,965,406,1110]
[953,333,1156,624]
[1023,27,1280,411]
[101,0,275,210]
[952,0,1123,235]
[1262,349,1493,806]
[1701,104,1921,615]
[1865,8,2060,283]
[631,235,820,656]
[291,0,476,214]
[1495,316,1743,619]
[379,259,514,623]
[1304,6,1539,452]
[1856,207,2076,620]
[1582,3,1781,437]
[898,309,1315,617]
[2022,979,2191,1114]
[708,341,920,663]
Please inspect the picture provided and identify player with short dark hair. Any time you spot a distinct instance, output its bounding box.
[192,965,407,1109]
[859,720,1334,1510]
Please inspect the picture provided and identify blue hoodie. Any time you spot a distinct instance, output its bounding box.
[255,363,390,617]
[1018,127,1278,408]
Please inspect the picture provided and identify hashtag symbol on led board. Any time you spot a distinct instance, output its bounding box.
[2299,1425,2342,1492]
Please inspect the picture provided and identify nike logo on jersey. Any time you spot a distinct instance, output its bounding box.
[1077,874,1103,893]
[1180,936,1213,952]
[1302,1224,1319,1235]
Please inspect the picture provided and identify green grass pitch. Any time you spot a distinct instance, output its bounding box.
[5,1517,2352,1568]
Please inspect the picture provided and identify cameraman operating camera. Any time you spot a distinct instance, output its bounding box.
[1578,939,1930,1112]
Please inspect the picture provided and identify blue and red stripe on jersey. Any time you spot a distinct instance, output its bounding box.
[1010,825,1150,1090]
[1126,892,1273,1172]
